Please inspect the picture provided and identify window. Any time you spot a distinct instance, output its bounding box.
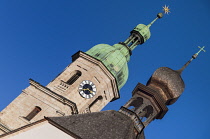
[25,106,41,121]
[127,97,143,111]
[66,70,82,85]
[89,96,103,112]
[138,105,153,122]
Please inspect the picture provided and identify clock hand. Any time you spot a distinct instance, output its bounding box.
[82,88,93,93]
[85,88,93,93]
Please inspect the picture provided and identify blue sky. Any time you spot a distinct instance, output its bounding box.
[0,0,209,138]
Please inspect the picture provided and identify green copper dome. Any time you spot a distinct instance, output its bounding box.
[133,24,151,43]
[86,13,164,90]
[86,43,130,89]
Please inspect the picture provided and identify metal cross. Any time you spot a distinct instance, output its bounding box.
[177,46,206,74]
[196,46,206,55]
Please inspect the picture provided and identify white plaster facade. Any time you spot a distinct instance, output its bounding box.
[1,120,75,139]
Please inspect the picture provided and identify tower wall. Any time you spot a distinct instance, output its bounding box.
[0,51,119,133]
[0,83,74,131]
[46,51,119,113]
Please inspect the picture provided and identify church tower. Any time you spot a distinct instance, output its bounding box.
[0,11,165,134]
[0,46,204,139]
[119,46,205,138]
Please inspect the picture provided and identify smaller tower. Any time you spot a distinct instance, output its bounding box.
[119,46,205,137]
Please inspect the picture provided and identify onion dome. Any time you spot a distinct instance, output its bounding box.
[147,67,184,105]
[147,46,206,105]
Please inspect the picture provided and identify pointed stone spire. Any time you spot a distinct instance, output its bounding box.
[177,46,206,74]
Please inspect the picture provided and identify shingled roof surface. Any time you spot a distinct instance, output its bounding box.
[48,110,137,139]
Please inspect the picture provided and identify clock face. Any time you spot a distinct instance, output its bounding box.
[78,80,96,99]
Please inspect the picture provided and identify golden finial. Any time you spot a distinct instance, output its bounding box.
[163,5,170,14]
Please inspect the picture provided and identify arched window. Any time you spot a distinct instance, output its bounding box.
[138,105,153,122]
[66,70,82,85]
[89,96,103,112]
[127,97,143,111]
[25,106,42,121]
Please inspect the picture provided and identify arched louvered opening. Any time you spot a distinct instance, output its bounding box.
[127,97,144,112]
[66,70,82,85]
[89,96,103,112]
[25,106,42,121]
[138,105,153,122]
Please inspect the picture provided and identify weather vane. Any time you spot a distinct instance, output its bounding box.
[163,5,170,14]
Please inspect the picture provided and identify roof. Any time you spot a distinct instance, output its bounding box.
[147,67,185,105]
[47,110,138,139]
[0,110,146,139]
[86,44,129,90]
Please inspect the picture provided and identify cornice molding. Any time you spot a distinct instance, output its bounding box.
[29,79,78,114]
[72,51,119,101]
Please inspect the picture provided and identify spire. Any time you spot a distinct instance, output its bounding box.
[86,6,170,90]
[146,46,206,105]
[123,6,170,52]
[177,46,206,74]
[147,13,163,28]
[147,5,170,28]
